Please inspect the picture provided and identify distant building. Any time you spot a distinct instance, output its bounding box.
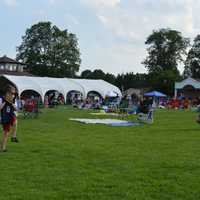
[0,55,31,76]
[175,77,200,98]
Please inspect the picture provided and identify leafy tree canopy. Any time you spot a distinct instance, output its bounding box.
[143,28,189,73]
[184,34,200,78]
[16,21,81,77]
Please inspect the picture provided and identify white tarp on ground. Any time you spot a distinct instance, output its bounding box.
[69,118,130,124]
[1,75,122,101]
[69,118,142,126]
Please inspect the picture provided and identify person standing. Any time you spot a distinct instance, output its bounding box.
[11,92,19,143]
[0,86,18,152]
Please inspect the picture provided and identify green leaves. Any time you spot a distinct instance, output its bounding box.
[184,34,200,79]
[16,21,81,77]
[143,28,190,73]
[143,28,189,95]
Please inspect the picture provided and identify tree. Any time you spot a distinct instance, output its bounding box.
[148,69,181,96]
[81,69,116,85]
[16,21,81,77]
[115,73,148,91]
[81,69,106,80]
[80,69,150,91]
[104,73,116,85]
[184,35,200,78]
[92,69,105,79]
[143,28,189,95]
[143,28,189,73]
[81,70,93,79]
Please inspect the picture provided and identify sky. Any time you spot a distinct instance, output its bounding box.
[0,0,199,75]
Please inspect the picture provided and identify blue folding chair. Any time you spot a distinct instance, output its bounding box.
[137,109,154,124]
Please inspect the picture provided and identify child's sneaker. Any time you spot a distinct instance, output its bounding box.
[0,149,7,153]
[11,137,19,143]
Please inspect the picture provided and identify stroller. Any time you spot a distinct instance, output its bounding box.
[23,99,39,118]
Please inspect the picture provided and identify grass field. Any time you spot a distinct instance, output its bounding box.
[0,107,200,200]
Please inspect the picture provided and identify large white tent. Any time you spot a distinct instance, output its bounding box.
[71,79,122,99]
[0,75,122,102]
[1,75,44,98]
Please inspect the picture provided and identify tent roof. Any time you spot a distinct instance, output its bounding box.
[48,78,85,95]
[3,75,43,98]
[1,75,122,100]
[27,76,65,96]
[175,77,200,89]
[71,79,122,98]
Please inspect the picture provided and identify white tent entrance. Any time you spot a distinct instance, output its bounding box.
[21,90,42,100]
[66,90,83,104]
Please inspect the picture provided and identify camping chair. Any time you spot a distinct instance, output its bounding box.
[137,109,154,124]
[118,107,129,119]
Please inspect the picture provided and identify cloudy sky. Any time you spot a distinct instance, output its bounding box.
[0,0,198,74]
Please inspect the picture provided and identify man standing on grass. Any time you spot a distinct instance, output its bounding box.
[0,85,19,152]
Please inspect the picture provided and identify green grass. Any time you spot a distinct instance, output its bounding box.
[0,107,200,200]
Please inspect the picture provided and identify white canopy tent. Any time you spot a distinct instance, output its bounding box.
[71,79,122,99]
[27,76,65,98]
[106,91,118,97]
[52,78,85,99]
[0,75,122,102]
[2,75,43,98]
[175,77,200,97]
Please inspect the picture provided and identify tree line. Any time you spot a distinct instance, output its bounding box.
[80,69,149,92]
[16,22,200,96]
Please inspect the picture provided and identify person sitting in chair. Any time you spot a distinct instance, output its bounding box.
[137,99,149,114]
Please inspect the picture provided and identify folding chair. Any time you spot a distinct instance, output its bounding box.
[137,109,154,124]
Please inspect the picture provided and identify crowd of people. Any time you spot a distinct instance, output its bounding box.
[44,93,65,108]
[2,85,200,152]
[71,95,121,111]
[123,95,200,112]
[165,97,200,110]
